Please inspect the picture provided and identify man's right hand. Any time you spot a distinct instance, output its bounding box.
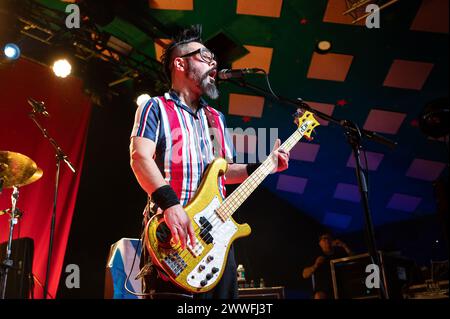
[163,204,196,250]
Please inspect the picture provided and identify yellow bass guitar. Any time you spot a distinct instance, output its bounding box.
[144,110,320,293]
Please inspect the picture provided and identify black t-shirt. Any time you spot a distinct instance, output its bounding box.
[312,248,348,297]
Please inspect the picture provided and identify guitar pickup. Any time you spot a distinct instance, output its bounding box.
[187,236,204,257]
[199,216,212,231]
[199,216,214,244]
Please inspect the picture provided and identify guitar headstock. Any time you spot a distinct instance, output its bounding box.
[293,109,320,140]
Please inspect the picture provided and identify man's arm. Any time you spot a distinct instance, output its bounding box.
[130,136,166,193]
[302,256,325,279]
[342,244,353,256]
[333,239,354,256]
[302,265,317,279]
[224,163,248,184]
[130,137,195,249]
[224,139,290,185]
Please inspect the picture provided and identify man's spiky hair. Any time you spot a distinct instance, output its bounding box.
[160,25,203,83]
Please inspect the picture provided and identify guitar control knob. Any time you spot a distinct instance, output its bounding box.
[206,255,214,262]
[198,265,205,271]
[206,273,212,280]
[211,267,219,274]
[200,280,208,287]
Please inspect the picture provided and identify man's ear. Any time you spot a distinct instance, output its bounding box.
[173,57,185,72]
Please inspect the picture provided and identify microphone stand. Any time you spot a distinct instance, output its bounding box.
[0,187,20,299]
[224,78,397,298]
[28,111,76,299]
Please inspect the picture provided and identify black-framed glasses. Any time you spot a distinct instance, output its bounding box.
[180,47,216,64]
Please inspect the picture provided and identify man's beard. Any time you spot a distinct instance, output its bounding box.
[187,61,219,100]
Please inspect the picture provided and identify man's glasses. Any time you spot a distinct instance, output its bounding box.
[180,47,216,64]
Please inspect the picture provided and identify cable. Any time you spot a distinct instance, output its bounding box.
[362,146,370,197]
[351,123,371,198]
[256,69,279,100]
[122,218,193,299]
[263,72,279,99]
[32,273,54,299]
[122,219,154,298]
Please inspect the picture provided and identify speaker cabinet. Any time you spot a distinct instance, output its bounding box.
[330,251,416,299]
[238,286,285,299]
[0,237,34,299]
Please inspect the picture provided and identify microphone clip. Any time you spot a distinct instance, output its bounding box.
[27,98,50,117]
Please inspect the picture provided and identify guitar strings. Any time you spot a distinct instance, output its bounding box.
[176,127,309,268]
[176,129,306,272]
[165,118,317,280]
[173,156,276,270]
[175,130,303,268]
[178,139,289,258]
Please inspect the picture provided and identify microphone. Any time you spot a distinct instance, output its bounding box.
[27,98,49,117]
[217,68,262,80]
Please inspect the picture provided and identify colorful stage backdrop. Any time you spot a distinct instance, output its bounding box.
[0,58,92,298]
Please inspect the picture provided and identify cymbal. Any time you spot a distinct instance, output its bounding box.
[26,167,43,185]
[0,151,43,188]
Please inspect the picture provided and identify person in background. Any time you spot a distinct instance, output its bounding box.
[302,233,353,299]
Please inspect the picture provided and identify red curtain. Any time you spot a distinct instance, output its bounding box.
[0,58,92,298]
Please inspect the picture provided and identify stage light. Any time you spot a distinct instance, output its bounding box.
[136,93,151,106]
[316,40,332,54]
[52,58,72,78]
[3,43,20,60]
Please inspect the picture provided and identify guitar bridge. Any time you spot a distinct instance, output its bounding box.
[162,252,187,277]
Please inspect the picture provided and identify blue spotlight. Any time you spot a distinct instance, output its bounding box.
[3,43,21,60]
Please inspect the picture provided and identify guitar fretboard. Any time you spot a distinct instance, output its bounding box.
[216,127,307,220]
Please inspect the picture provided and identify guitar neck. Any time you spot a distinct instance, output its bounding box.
[217,128,305,219]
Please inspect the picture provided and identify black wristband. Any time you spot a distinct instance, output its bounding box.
[246,163,262,176]
[151,185,180,211]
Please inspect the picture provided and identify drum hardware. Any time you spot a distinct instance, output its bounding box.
[0,151,42,299]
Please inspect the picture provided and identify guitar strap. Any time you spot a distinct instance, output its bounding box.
[203,106,225,159]
[144,106,225,216]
